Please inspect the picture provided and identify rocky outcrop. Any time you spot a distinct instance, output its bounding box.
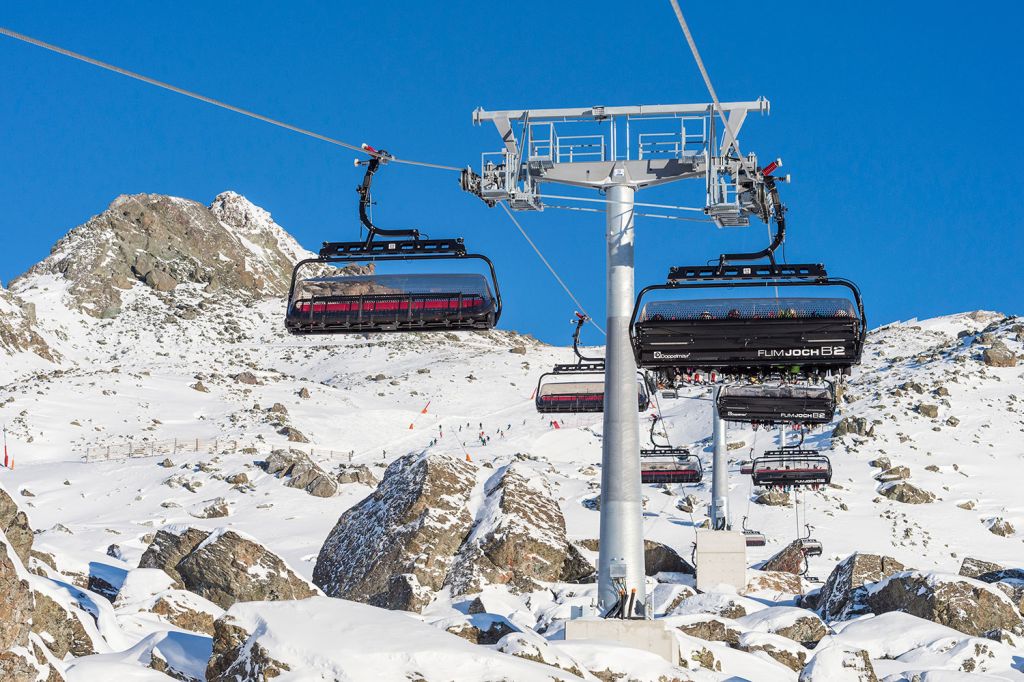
[30,589,99,658]
[0,533,63,681]
[866,571,1023,637]
[676,616,743,645]
[140,526,314,609]
[754,489,792,506]
[644,540,694,576]
[0,485,33,565]
[11,192,308,318]
[817,553,905,621]
[335,463,378,487]
[878,481,935,504]
[0,288,53,361]
[832,416,873,439]
[313,452,476,610]
[762,541,806,575]
[175,529,316,609]
[207,613,290,681]
[138,526,211,587]
[446,463,593,595]
[263,449,337,497]
[959,557,1005,579]
[983,343,1017,367]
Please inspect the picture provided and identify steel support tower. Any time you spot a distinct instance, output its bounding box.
[464,100,772,615]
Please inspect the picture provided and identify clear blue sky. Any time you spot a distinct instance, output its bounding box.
[2,2,1022,344]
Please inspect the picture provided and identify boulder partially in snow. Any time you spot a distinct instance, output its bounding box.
[138,526,211,588]
[878,481,936,504]
[817,553,905,621]
[798,643,878,681]
[737,631,808,671]
[313,452,476,610]
[176,529,316,609]
[207,597,583,682]
[866,570,1023,637]
[263,449,337,497]
[737,606,829,647]
[0,532,64,681]
[446,462,594,595]
[761,540,806,575]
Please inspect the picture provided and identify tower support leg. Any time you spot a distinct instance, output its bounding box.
[710,385,729,530]
[597,182,646,615]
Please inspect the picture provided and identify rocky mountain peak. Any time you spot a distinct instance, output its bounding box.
[11,192,313,319]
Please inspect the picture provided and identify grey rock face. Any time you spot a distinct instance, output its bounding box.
[31,590,99,658]
[878,481,935,504]
[817,553,905,621]
[263,450,336,498]
[11,192,305,319]
[754,489,792,507]
[313,452,476,610]
[983,344,1017,367]
[0,287,54,361]
[832,416,873,438]
[959,557,1005,579]
[445,462,593,595]
[335,464,378,487]
[207,614,290,682]
[175,530,316,609]
[138,527,211,588]
[866,571,1023,637]
[0,486,33,566]
[918,403,939,418]
[762,541,806,575]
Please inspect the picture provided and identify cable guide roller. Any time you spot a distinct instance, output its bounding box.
[717,382,835,425]
[286,150,501,335]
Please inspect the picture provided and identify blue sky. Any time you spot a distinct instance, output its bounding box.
[2,2,1022,344]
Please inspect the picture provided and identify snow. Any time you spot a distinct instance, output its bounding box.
[2,191,1024,678]
[217,597,586,681]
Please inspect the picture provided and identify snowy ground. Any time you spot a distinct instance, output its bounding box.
[2,198,1022,679]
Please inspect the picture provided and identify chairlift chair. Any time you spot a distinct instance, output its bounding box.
[639,449,703,484]
[534,314,650,414]
[717,382,836,425]
[639,416,702,484]
[628,208,866,378]
[797,524,822,557]
[741,517,766,547]
[750,449,832,489]
[286,150,502,334]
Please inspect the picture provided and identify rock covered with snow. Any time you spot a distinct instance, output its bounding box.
[0,287,54,361]
[817,553,906,621]
[446,462,593,595]
[207,597,584,682]
[0,484,33,566]
[866,570,1024,637]
[761,540,806,575]
[798,642,878,681]
[10,191,311,319]
[139,525,315,609]
[313,451,477,610]
[262,448,337,497]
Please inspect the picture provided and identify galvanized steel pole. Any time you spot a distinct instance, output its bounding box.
[711,385,729,530]
[597,182,646,614]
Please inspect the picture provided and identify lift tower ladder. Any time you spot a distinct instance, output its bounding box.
[463,99,775,617]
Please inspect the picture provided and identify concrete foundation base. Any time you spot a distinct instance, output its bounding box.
[563,618,679,664]
[695,529,747,593]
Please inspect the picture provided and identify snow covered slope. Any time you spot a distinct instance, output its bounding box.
[1,192,1021,680]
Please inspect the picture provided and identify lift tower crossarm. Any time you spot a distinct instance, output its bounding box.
[473,100,769,124]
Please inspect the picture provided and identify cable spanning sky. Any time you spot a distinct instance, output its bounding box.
[2,2,1021,344]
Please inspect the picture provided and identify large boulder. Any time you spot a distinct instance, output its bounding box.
[140,526,314,609]
[865,570,1023,637]
[138,526,211,587]
[878,481,935,504]
[313,452,476,610]
[0,485,33,566]
[446,463,594,595]
[336,463,378,487]
[737,631,808,671]
[263,449,337,498]
[737,606,829,647]
[817,553,905,621]
[832,417,873,439]
[175,529,316,609]
[761,541,806,575]
[29,585,101,658]
[983,344,1017,367]
[959,557,1005,579]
